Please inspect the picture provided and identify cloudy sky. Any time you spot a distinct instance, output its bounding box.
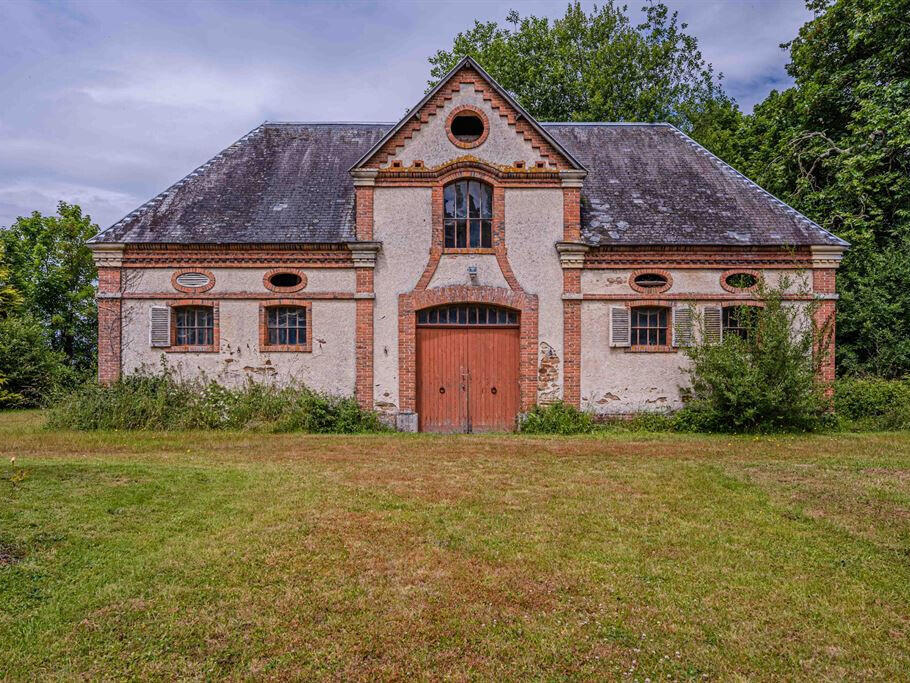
[0,0,813,232]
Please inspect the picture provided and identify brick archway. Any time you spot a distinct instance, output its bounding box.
[398,285,538,414]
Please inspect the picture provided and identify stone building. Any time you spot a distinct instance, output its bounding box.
[89,58,847,432]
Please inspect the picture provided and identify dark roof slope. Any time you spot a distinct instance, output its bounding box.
[544,122,847,247]
[92,120,846,248]
[90,123,390,244]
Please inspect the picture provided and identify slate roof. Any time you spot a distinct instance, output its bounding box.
[544,123,847,247]
[91,121,847,248]
[91,123,390,245]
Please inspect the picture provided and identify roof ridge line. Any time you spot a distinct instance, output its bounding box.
[89,123,268,240]
[664,124,849,247]
[264,121,396,126]
[541,121,671,126]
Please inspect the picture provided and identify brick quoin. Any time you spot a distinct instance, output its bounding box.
[562,269,581,407]
[354,186,374,241]
[813,268,837,386]
[355,268,374,410]
[97,267,122,384]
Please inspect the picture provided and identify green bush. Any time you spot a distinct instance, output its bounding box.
[834,377,910,430]
[0,314,75,408]
[675,279,830,433]
[519,401,596,434]
[46,371,388,433]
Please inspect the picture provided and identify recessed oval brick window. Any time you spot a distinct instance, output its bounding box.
[721,270,761,293]
[629,270,672,293]
[171,268,215,294]
[263,269,307,293]
[446,106,489,149]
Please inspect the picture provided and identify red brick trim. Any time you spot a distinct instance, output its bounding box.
[362,65,573,169]
[414,169,522,293]
[355,186,374,240]
[813,268,837,387]
[263,268,308,293]
[123,291,355,300]
[166,300,220,353]
[629,269,673,294]
[171,268,215,294]
[398,286,538,413]
[585,246,813,269]
[355,268,374,409]
[445,105,490,149]
[122,244,354,268]
[97,267,122,384]
[563,187,581,242]
[374,156,562,186]
[582,293,813,302]
[720,269,762,293]
[258,300,313,352]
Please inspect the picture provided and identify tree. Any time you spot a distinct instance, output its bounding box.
[0,245,23,314]
[722,0,910,376]
[428,2,737,135]
[1,202,98,371]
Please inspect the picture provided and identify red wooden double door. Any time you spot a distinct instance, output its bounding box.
[416,304,520,433]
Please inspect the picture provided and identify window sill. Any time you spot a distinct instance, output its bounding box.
[442,248,496,255]
[625,345,677,353]
[163,345,218,353]
[260,344,312,353]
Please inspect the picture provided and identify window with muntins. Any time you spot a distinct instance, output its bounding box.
[444,180,493,249]
[722,305,759,340]
[417,304,517,326]
[267,306,308,346]
[175,306,214,346]
[630,307,668,346]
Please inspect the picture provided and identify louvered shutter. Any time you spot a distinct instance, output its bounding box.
[704,306,722,344]
[149,306,171,347]
[673,306,694,347]
[610,307,630,347]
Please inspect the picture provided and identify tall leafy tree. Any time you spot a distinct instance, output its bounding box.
[725,0,910,376]
[428,2,738,134]
[1,202,98,371]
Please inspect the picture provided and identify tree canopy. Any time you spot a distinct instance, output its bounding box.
[428,2,736,133]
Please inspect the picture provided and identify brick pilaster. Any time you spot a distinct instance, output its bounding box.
[563,270,581,407]
[813,267,837,387]
[355,268,374,410]
[354,186,374,241]
[97,266,122,384]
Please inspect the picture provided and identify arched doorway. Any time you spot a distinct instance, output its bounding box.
[416,303,520,433]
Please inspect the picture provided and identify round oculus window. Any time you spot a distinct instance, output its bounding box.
[450,114,485,143]
[633,273,669,289]
[725,272,758,289]
[175,272,211,288]
[268,272,302,288]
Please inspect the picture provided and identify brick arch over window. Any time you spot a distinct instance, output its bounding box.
[411,163,544,292]
[398,286,538,413]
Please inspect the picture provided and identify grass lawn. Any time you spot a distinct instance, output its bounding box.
[1,411,908,680]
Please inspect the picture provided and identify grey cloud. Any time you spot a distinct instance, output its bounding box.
[0,0,810,231]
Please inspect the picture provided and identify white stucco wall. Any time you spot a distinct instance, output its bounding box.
[384,84,546,169]
[372,186,433,412]
[427,254,508,289]
[504,188,564,403]
[121,298,356,393]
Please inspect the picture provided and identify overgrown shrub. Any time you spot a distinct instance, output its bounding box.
[519,401,596,434]
[834,377,910,430]
[46,371,388,433]
[675,278,830,433]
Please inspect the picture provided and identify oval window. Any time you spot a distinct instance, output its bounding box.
[450,114,485,143]
[725,272,758,290]
[175,272,211,288]
[633,273,668,289]
[269,272,302,288]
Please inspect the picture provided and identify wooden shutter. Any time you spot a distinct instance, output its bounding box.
[704,306,722,344]
[149,306,170,347]
[673,306,694,347]
[610,307,630,347]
